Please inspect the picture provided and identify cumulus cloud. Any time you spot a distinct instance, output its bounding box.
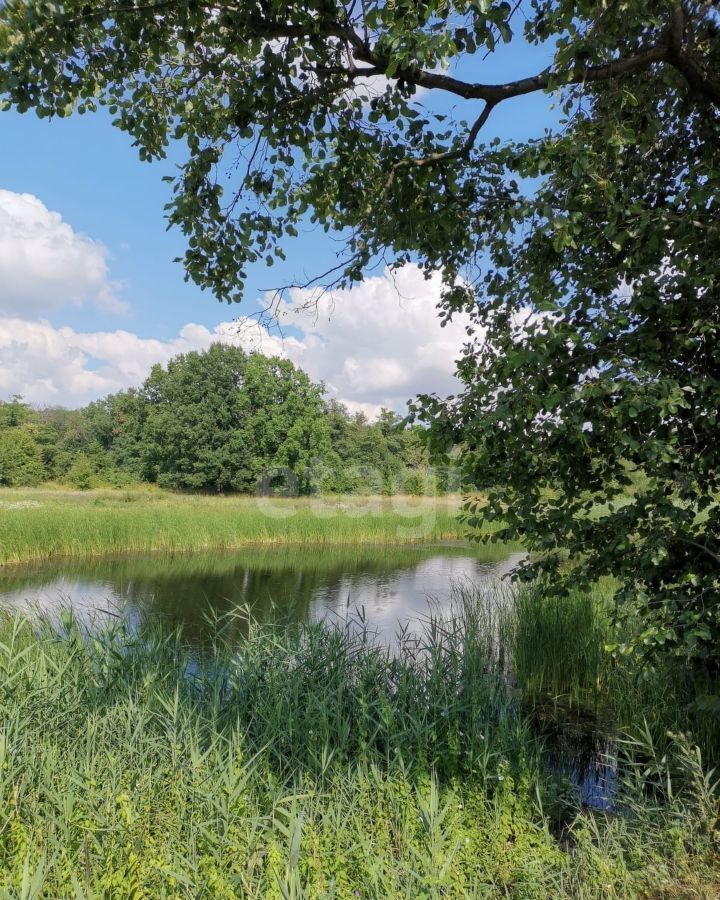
[0,190,126,314]
[0,266,470,413]
[275,265,472,416]
[0,318,292,407]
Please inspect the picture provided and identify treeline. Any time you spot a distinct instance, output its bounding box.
[0,344,449,494]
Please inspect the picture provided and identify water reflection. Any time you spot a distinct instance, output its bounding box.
[532,710,619,811]
[0,544,623,808]
[0,544,525,644]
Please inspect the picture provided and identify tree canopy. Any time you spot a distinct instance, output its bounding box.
[1,1,719,666]
[137,345,331,492]
[0,348,433,493]
[2,1,717,300]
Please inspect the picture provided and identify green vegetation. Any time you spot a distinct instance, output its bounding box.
[510,585,614,710]
[0,594,718,898]
[0,488,469,565]
[0,428,45,489]
[2,2,719,888]
[4,0,717,671]
[0,347,447,495]
[509,582,720,763]
[128,346,330,493]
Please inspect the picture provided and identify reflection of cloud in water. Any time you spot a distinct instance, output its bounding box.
[2,577,119,617]
[0,576,145,632]
[312,552,526,641]
[0,549,526,645]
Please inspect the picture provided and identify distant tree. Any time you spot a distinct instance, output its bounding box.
[31,407,87,477]
[90,390,147,481]
[64,454,95,490]
[401,471,427,497]
[316,402,436,493]
[0,427,46,486]
[0,397,31,428]
[139,344,330,492]
[238,353,334,493]
[0,365,436,495]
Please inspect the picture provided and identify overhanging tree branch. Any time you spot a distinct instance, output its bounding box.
[343,30,719,106]
[55,2,720,106]
[385,101,495,188]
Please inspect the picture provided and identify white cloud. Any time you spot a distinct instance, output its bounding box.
[0,190,126,315]
[275,265,471,415]
[0,266,471,413]
[0,318,291,407]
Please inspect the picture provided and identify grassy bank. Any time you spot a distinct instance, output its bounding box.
[0,487,471,565]
[0,599,718,897]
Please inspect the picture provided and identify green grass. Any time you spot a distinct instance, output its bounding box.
[507,580,720,766]
[0,603,718,898]
[0,487,477,565]
[1,491,718,896]
[509,583,614,708]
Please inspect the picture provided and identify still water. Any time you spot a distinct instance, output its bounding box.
[0,543,618,808]
[0,544,524,643]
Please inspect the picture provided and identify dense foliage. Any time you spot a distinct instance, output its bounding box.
[0,345,433,493]
[1,0,719,668]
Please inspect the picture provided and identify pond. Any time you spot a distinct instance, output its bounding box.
[0,541,618,809]
[0,543,525,644]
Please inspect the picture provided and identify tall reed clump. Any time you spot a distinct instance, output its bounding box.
[500,579,720,765]
[508,582,614,708]
[0,606,717,897]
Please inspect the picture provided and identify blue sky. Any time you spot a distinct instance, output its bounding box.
[0,30,556,413]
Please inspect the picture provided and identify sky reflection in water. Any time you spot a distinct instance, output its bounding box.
[0,545,525,644]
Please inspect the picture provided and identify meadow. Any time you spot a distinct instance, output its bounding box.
[0,487,470,565]
[0,588,719,898]
[1,487,719,896]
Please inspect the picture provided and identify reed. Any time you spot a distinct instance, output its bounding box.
[0,605,717,897]
[509,582,614,706]
[500,580,720,764]
[0,487,484,565]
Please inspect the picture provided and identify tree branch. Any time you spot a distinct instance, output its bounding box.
[678,535,720,565]
[339,5,720,105]
[385,101,495,188]
[61,2,720,107]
